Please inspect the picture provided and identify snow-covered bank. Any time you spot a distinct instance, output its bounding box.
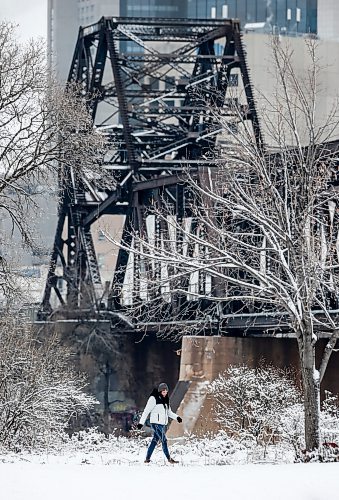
[1,461,338,500]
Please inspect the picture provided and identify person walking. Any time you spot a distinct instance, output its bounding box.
[137,383,182,464]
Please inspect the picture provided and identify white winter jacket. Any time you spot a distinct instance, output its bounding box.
[139,394,178,426]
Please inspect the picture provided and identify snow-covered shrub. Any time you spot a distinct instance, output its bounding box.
[300,443,339,463]
[0,316,97,451]
[278,403,305,457]
[321,391,339,443]
[208,364,303,450]
[170,430,248,465]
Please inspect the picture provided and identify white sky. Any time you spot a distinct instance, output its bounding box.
[1,0,47,41]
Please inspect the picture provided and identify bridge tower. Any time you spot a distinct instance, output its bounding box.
[40,16,262,330]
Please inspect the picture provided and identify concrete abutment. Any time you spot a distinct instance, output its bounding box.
[168,335,339,438]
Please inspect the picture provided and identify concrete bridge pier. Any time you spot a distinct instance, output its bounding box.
[39,320,180,433]
[168,335,339,438]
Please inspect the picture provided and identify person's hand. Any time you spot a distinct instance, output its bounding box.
[137,423,143,430]
[177,416,182,423]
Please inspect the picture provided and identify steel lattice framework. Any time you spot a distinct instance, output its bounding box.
[39,16,263,329]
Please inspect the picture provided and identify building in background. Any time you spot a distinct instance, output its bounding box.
[48,0,120,81]
[317,0,339,40]
[187,0,317,35]
[48,0,320,83]
[120,0,187,18]
[47,0,79,82]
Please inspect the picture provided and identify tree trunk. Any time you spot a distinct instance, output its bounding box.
[301,340,321,451]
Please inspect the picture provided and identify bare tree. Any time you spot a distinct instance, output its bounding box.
[0,22,106,297]
[110,38,339,451]
[0,312,97,451]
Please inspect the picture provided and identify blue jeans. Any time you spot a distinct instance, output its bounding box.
[146,424,170,460]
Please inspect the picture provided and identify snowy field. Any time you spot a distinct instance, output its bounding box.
[1,430,338,500]
[0,458,338,500]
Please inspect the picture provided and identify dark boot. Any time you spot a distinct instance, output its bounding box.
[168,457,179,464]
[144,458,151,463]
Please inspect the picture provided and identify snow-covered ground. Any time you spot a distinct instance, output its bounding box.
[1,458,338,500]
[1,431,338,499]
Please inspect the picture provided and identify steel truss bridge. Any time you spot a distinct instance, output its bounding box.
[38,16,322,336]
